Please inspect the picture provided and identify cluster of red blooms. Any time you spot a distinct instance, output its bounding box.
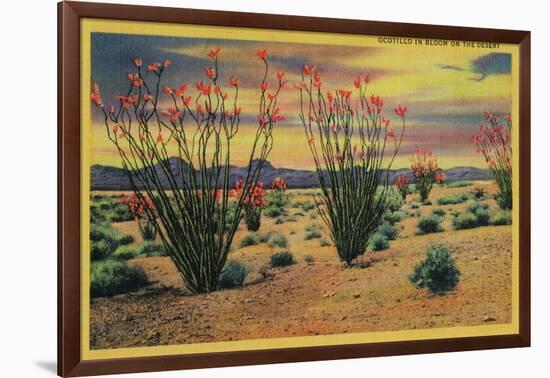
[471,112,512,170]
[435,172,446,184]
[271,177,287,191]
[231,179,267,208]
[297,65,406,140]
[410,147,439,178]
[395,174,409,192]
[121,194,156,221]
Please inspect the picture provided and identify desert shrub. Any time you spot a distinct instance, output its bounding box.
[432,208,446,217]
[118,234,134,246]
[240,232,262,248]
[309,212,318,219]
[267,233,288,248]
[218,261,248,289]
[294,211,305,217]
[383,187,404,212]
[416,215,444,235]
[267,190,289,208]
[447,181,473,188]
[468,202,491,226]
[137,241,166,257]
[384,210,407,225]
[453,202,491,230]
[90,223,119,244]
[258,233,271,243]
[275,217,285,225]
[409,244,460,295]
[370,233,390,251]
[469,186,487,200]
[264,205,284,218]
[91,240,112,261]
[304,225,322,240]
[112,245,140,260]
[452,212,478,230]
[299,201,315,212]
[90,260,149,298]
[270,251,295,267]
[285,215,298,222]
[304,255,315,264]
[320,238,331,247]
[437,193,470,205]
[491,209,512,225]
[139,221,157,241]
[410,202,421,209]
[110,202,133,222]
[90,205,107,224]
[378,222,398,240]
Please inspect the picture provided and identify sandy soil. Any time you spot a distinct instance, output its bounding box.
[91,182,512,349]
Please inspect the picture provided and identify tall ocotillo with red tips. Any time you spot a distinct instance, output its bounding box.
[91,48,287,293]
[296,67,407,266]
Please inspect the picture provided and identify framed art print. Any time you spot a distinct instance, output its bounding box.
[58,1,530,376]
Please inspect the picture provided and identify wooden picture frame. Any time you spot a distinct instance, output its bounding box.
[58,1,530,376]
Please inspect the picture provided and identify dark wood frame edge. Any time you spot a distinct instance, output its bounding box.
[58,1,531,376]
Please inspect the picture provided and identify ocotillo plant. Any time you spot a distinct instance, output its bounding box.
[296,67,407,265]
[122,193,157,240]
[271,177,287,191]
[471,112,512,209]
[410,147,441,202]
[232,179,267,232]
[395,174,409,200]
[91,48,286,293]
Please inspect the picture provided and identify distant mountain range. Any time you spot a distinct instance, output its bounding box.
[91,158,492,190]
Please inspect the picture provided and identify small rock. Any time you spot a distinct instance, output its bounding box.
[353,293,361,298]
[484,315,496,322]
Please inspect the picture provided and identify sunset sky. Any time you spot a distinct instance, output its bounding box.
[90,32,513,170]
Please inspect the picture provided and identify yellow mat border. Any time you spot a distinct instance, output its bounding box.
[80,18,521,361]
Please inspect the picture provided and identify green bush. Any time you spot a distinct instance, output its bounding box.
[470,203,490,226]
[90,223,119,243]
[270,251,295,267]
[91,240,112,261]
[304,224,322,240]
[137,241,166,257]
[90,260,149,298]
[453,203,491,230]
[267,233,288,248]
[370,233,390,251]
[218,261,248,289]
[267,190,289,208]
[384,210,407,225]
[437,193,470,205]
[139,221,157,241]
[112,245,140,260]
[432,208,446,217]
[452,211,478,230]
[378,222,398,240]
[240,232,262,247]
[491,209,512,225]
[416,215,444,235]
[299,201,315,212]
[319,238,331,247]
[383,187,404,212]
[264,205,284,218]
[409,244,460,295]
[118,234,135,246]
